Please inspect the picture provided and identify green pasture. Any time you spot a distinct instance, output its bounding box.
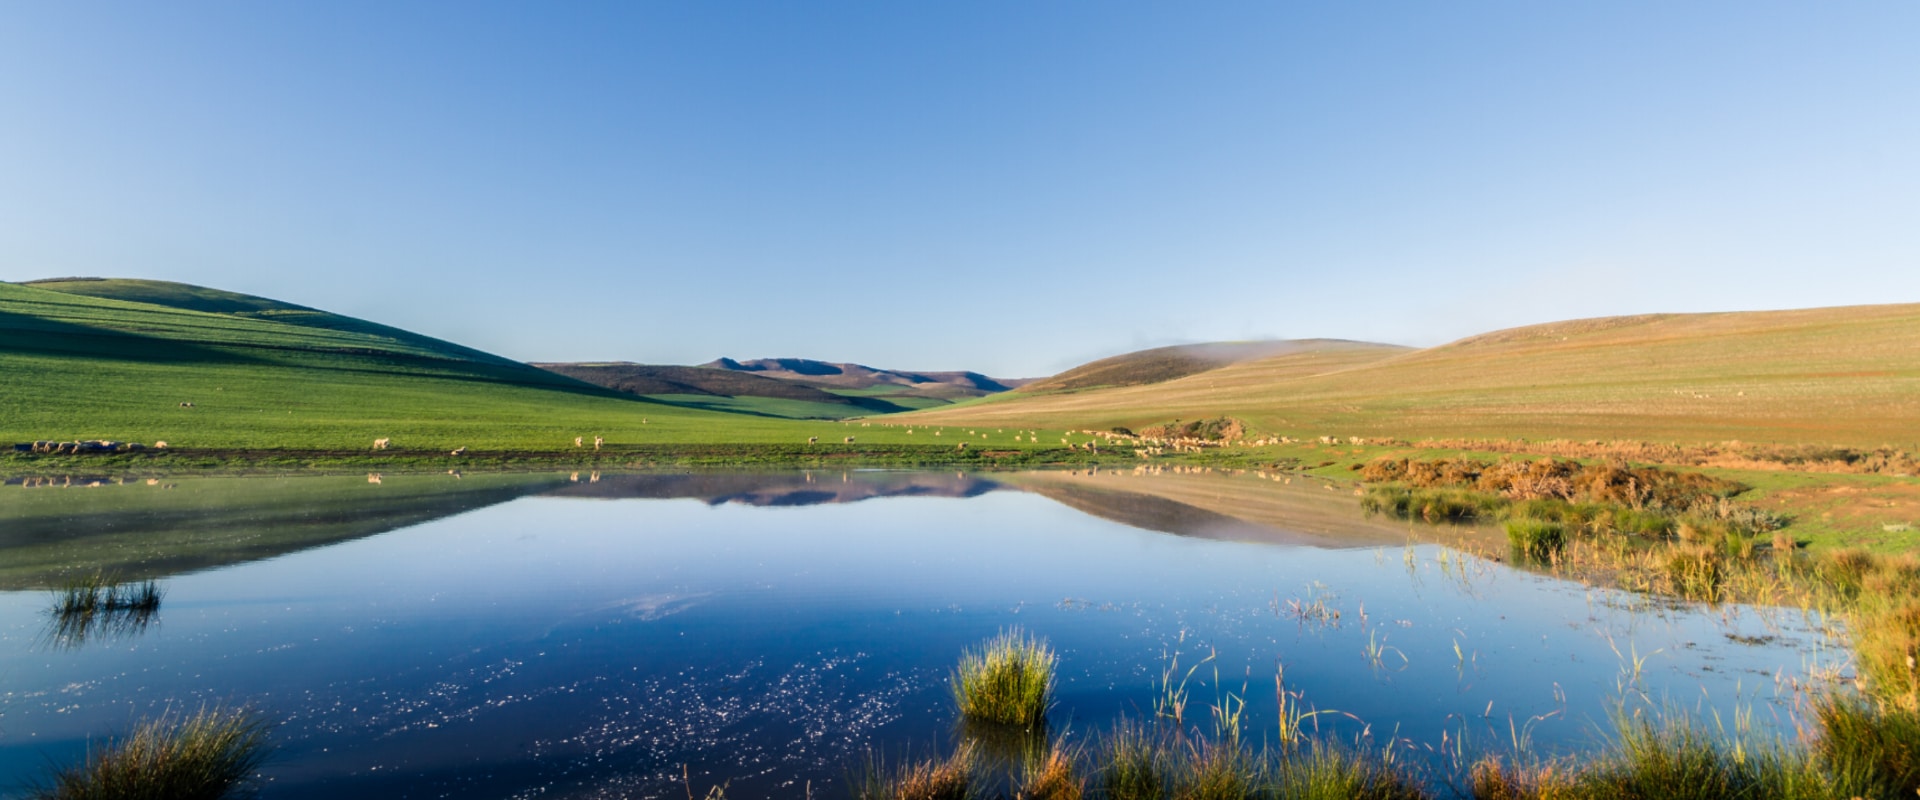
[0,280,1087,453]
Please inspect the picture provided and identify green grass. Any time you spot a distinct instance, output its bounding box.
[1505,519,1568,561]
[30,706,274,800]
[953,628,1056,728]
[0,280,1096,457]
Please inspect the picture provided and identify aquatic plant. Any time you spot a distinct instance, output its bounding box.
[1015,744,1083,800]
[1504,519,1567,561]
[953,628,1055,727]
[1095,721,1169,800]
[851,743,981,800]
[30,706,274,800]
[44,575,164,649]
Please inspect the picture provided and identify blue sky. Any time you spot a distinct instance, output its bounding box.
[2,2,1915,376]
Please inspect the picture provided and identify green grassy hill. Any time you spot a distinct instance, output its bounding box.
[0,279,767,450]
[903,304,1920,447]
[0,279,1076,454]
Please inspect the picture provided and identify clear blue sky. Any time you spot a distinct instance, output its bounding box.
[3,2,1915,377]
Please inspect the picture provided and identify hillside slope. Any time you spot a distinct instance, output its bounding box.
[0,279,821,450]
[21,278,518,367]
[902,304,1920,447]
[1017,340,1406,394]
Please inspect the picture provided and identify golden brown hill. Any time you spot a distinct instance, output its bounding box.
[903,303,1920,447]
[1017,339,1408,394]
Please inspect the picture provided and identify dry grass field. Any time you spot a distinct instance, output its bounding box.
[909,304,1920,448]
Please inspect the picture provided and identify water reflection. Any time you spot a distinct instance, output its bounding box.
[0,469,1837,798]
[40,578,164,650]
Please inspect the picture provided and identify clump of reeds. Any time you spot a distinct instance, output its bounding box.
[1468,756,1577,800]
[852,743,980,800]
[1505,519,1567,561]
[1094,721,1169,800]
[1266,742,1429,800]
[1360,486,1504,522]
[1849,598,1920,711]
[1015,745,1083,800]
[30,706,274,800]
[1660,544,1723,602]
[953,628,1056,727]
[1810,692,1920,798]
[44,575,164,649]
[51,574,163,616]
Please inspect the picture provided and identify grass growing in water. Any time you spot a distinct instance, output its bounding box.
[30,706,274,800]
[851,743,981,800]
[953,628,1056,728]
[44,574,163,648]
[1504,519,1567,561]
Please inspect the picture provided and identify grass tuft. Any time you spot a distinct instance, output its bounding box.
[1094,721,1169,800]
[1505,519,1567,561]
[953,628,1056,727]
[851,743,980,800]
[1811,692,1920,798]
[30,706,274,800]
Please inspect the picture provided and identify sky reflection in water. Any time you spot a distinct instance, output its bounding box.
[0,471,1834,798]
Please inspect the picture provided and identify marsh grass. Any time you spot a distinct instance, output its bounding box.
[1095,721,1170,800]
[852,743,981,800]
[1810,693,1920,798]
[1504,520,1566,561]
[30,706,273,800]
[1014,745,1083,800]
[44,575,163,649]
[953,628,1055,727]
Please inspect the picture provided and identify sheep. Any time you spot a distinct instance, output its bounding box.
[154,441,168,449]
[146,478,160,486]
[808,436,819,444]
[575,436,583,448]
[957,442,968,450]
[367,473,383,484]
[450,446,467,456]
[373,438,391,450]
[179,402,194,408]
[844,436,855,443]
[593,436,604,450]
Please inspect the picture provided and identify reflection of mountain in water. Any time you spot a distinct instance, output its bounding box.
[0,473,569,589]
[1003,470,1491,550]
[543,471,1002,507]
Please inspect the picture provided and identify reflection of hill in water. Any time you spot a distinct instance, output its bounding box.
[1003,469,1503,551]
[0,473,569,589]
[0,468,1499,591]
[543,471,1001,506]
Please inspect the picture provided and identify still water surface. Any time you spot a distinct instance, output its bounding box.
[0,470,1833,798]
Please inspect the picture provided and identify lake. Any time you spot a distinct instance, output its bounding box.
[0,469,1834,798]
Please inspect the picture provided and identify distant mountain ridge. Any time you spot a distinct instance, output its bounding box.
[703,357,1028,396]
[533,358,1032,419]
